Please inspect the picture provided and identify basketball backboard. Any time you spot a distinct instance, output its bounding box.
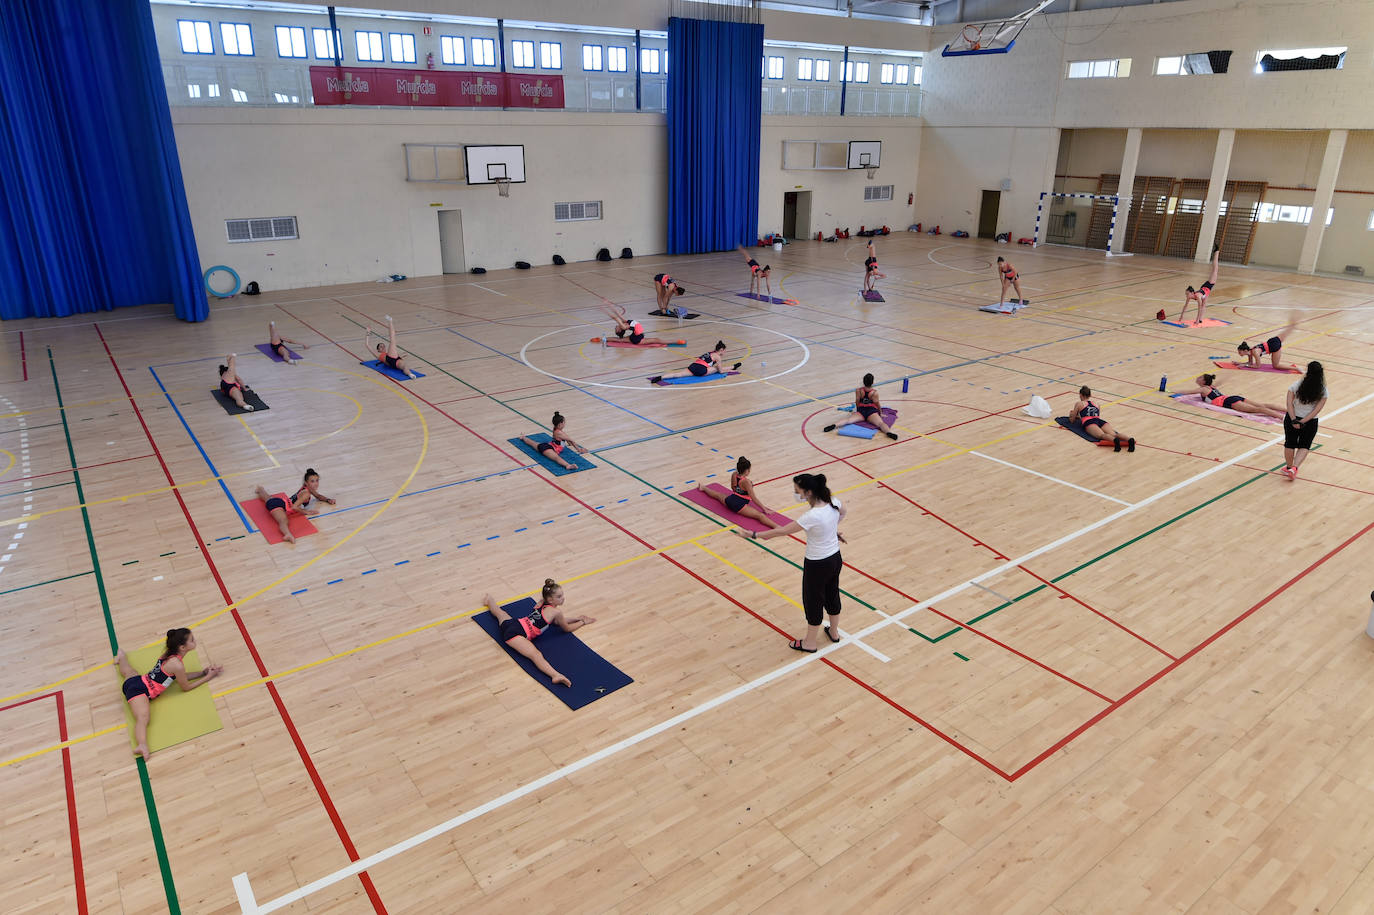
[464,145,526,185]
[941,0,1054,57]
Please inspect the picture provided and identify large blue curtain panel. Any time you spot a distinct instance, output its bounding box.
[667,18,764,255]
[0,0,207,320]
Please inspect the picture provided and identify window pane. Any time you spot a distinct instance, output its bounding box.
[441,36,465,65]
[178,21,199,53]
[896,64,909,83]
[608,46,626,71]
[815,59,829,81]
[1157,56,1181,75]
[1117,58,1131,77]
[912,64,922,84]
[221,23,252,56]
[880,63,894,83]
[855,62,868,82]
[641,48,660,73]
[583,44,602,70]
[512,40,533,68]
[797,59,812,80]
[1068,61,1089,78]
[313,28,339,59]
[540,42,561,69]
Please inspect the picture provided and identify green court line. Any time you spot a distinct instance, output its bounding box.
[953,652,971,661]
[0,479,77,500]
[50,349,181,914]
[0,570,95,596]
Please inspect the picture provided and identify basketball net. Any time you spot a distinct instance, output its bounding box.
[496,178,511,198]
[866,166,877,180]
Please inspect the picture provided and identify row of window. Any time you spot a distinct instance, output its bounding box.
[177,20,918,84]
[180,20,663,71]
[1068,46,1348,80]
[764,57,918,85]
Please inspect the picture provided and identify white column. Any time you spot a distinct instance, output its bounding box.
[1111,127,1142,254]
[1298,129,1347,275]
[1195,128,1234,262]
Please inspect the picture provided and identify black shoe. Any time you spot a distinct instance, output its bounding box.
[731,362,742,371]
[886,432,898,440]
[1113,437,1122,452]
[1213,244,1221,255]
[1127,438,1136,452]
[649,376,662,384]
[823,424,836,432]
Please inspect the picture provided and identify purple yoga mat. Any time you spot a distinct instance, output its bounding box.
[680,484,793,533]
[255,342,302,362]
[839,405,898,430]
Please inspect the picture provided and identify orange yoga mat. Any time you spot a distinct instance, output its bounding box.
[239,494,318,543]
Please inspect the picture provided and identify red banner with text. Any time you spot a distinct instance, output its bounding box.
[309,67,563,109]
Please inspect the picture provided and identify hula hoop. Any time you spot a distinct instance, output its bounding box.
[204,265,241,298]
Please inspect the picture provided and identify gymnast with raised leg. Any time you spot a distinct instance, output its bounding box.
[823,373,898,440]
[218,353,253,411]
[1237,323,1298,371]
[650,273,685,315]
[1070,385,1135,452]
[997,257,1025,305]
[697,456,779,529]
[1180,245,1221,325]
[268,320,308,364]
[116,628,222,760]
[520,411,587,472]
[253,467,333,543]
[482,580,595,687]
[863,241,886,292]
[737,246,772,297]
[366,314,420,379]
[600,304,671,346]
[649,340,740,385]
[1172,374,1287,419]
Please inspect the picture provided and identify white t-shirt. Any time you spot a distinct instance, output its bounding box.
[1288,381,1328,419]
[797,499,843,560]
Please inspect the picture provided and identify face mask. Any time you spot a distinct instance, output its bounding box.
[794,492,806,503]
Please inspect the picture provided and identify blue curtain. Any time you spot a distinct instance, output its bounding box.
[667,18,763,255]
[0,0,207,321]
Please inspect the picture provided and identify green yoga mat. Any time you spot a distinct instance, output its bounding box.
[119,646,223,753]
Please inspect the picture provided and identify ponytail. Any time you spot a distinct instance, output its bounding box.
[218,364,228,376]
[736,456,751,475]
[541,578,561,601]
[1079,385,1092,399]
[793,472,837,510]
[161,627,192,661]
[551,411,565,429]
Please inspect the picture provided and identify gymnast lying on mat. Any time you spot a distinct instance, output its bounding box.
[649,341,741,385]
[482,580,595,687]
[1069,385,1135,452]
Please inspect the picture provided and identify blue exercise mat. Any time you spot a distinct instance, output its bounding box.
[508,434,597,474]
[474,599,632,710]
[1055,416,1112,446]
[837,424,876,439]
[653,371,741,386]
[361,359,425,381]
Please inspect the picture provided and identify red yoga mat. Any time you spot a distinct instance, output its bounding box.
[240,494,318,543]
[680,484,794,532]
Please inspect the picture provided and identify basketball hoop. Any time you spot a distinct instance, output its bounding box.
[866,166,877,180]
[496,177,511,198]
[961,23,984,51]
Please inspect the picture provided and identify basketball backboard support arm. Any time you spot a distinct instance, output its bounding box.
[941,0,1055,57]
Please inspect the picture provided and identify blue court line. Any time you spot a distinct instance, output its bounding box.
[445,327,673,432]
[147,366,255,533]
[362,569,377,575]
[306,466,535,522]
[327,578,343,585]
[291,588,308,595]
[426,551,441,557]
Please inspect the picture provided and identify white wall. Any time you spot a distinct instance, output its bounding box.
[916,0,1374,269]
[760,119,921,238]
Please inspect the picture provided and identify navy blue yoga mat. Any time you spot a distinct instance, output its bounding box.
[508,434,596,474]
[474,599,632,710]
[1055,416,1112,446]
[361,359,425,381]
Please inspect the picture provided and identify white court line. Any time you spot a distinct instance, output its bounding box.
[969,450,1131,506]
[850,636,892,664]
[971,580,1015,605]
[471,284,507,297]
[235,386,1374,914]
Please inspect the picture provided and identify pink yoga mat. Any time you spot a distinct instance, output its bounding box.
[1173,393,1283,424]
[1210,360,1301,374]
[1161,318,1231,328]
[680,484,793,532]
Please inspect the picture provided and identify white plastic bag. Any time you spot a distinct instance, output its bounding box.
[1024,395,1052,419]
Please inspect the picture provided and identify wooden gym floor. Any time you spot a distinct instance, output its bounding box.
[4,235,1374,914]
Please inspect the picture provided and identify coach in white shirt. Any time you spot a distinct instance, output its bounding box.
[737,473,847,652]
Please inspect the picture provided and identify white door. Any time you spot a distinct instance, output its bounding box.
[438,209,465,274]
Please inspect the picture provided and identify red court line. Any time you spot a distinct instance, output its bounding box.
[6,454,155,483]
[19,331,27,382]
[0,690,87,913]
[1009,517,1374,781]
[93,325,389,914]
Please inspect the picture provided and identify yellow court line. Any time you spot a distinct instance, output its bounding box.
[0,465,277,527]
[693,541,803,611]
[255,388,366,455]
[0,723,127,770]
[0,449,14,479]
[238,414,280,468]
[0,363,430,706]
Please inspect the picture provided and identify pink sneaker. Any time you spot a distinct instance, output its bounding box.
[1282,466,1296,480]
